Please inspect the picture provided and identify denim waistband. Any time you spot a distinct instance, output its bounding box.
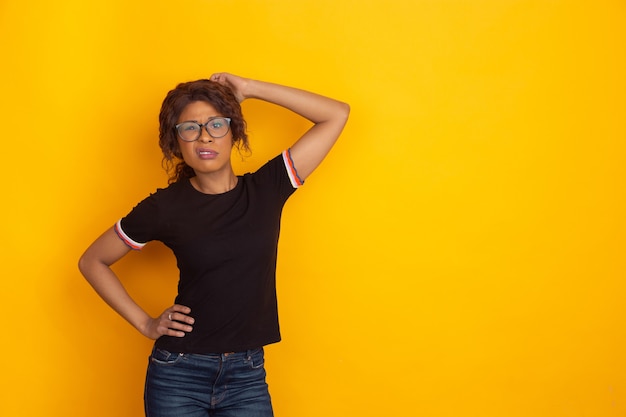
[152,345,262,361]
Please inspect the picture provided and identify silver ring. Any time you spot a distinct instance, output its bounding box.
[168,313,172,321]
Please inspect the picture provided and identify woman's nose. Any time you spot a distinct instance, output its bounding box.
[198,128,214,143]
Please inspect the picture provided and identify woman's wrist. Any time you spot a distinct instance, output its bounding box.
[241,78,262,101]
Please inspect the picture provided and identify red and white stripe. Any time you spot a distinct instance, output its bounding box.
[114,219,146,250]
[282,149,304,188]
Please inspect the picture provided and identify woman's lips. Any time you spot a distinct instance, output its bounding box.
[197,148,218,159]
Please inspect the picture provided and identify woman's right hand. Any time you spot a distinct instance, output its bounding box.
[142,304,195,339]
[210,72,250,103]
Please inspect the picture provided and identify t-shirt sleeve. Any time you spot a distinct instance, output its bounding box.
[253,149,304,201]
[114,192,160,250]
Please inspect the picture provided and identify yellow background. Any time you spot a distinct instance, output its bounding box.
[1,0,625,416]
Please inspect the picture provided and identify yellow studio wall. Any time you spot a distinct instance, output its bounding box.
[1,0,625,416]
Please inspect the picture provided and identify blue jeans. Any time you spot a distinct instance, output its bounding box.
[144,346,274,417]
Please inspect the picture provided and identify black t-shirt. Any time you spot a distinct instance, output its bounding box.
[115,151,302,353]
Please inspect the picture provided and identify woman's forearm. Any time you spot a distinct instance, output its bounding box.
[243,79,350,124]
[79,255,153,335]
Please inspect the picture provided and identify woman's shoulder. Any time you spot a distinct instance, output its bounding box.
[138,179,192,205]
[240,152,300,200]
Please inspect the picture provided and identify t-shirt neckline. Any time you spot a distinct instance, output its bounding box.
[185,176,242,196]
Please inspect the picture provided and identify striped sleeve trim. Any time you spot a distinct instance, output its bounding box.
[282,149,304,188]
[114,219,146,250]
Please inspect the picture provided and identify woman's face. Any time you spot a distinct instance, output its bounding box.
[176,100,234,177]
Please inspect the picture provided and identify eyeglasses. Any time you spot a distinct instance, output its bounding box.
[175,117,232,142]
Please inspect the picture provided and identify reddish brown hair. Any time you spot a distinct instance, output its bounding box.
[158,79,249,183]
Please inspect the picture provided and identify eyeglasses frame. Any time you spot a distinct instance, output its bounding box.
[175,117,232,142]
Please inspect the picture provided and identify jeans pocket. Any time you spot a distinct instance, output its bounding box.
[150,348,184,365]
[245,348,265,370]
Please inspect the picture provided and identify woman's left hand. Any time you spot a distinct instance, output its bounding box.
[210,72,250,103]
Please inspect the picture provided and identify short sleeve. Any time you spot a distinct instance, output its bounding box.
[114,192,160,250]
[249,149,303,201]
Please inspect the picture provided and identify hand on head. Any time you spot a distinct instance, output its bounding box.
[210,72,250,103]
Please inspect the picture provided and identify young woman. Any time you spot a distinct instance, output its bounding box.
[78,72,349,417]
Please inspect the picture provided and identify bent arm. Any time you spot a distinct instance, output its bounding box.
[211,73,350,181]
[78,227,192,339]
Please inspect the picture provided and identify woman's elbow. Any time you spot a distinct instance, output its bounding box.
[339,101,350,121]
[77,251,93,277]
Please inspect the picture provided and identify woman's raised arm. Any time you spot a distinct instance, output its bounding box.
[211,73,350,181]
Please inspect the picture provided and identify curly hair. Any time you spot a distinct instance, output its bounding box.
[158,79,249,183]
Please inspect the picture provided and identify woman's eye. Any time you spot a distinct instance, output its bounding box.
[210,122,223,129]
[184,124,198,131]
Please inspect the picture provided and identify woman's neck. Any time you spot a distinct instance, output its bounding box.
[190,170,238,194]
